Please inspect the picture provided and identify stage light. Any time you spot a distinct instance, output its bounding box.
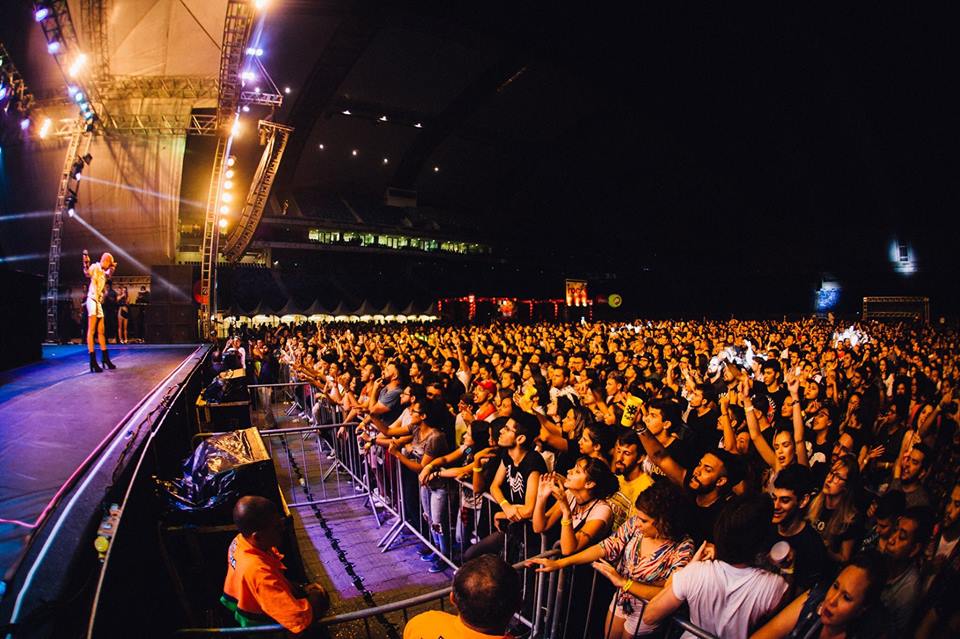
[222,193,233,203]
[414,122,423,128]
[342,109,351,115]
[73,91,85,103]
[68,53,88,78]
[241,70,255,82]
[39,117,52,139]
[47,42,60,54]
[35,7,50,21]
[219,218,228,229]
[225,169,235,179]
[256,48,264,57]
[351,149,358,156]
[245,47,264,57]
[81,153,92,164]
[284,86,291,94]
[0,86,7,102]
[67,85,79,97]
[20,118,30,131]
[226,156,236,167]
[254,0,268,9]
[220,205,229,214]
[224,181,233,190]
[383,157,389,164]
[242,105,250,112]
[64,191,77,217]
[254,86,261,93]
[433,166,439,172]
[318,144,324,150]
[379,115,388,122]
[231,119,241,137]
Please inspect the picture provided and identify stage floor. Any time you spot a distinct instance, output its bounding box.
[0,344,200,575]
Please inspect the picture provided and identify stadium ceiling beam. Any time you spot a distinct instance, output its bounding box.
[273,10,379,191]
[390,51,528,189]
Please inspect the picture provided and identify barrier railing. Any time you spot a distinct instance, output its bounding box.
[180,367,720,639]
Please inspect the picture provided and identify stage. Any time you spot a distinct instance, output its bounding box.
[0,344,202,579]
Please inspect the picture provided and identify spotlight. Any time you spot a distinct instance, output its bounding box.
[67,85,79,97]
[20,118,30,131]
[47,42,60,54]
[64,190,78,216]
[342,109,351,116]
[231,119,241,137]
[378,115,388,122]
[433,166,439,172]
[256,48,264,57]
[220,205,229,214]
[225,170,235,179]
[351,149,358,156]
[68,53,88,78]
[73,91,86,103]
[81,153,92,164]
[284,87,291,94]
[383,157,389,164]
[222,193,233,203]
[253,0,268,10]
[318,144,324,150]
[224,181,233,190]
[219,218,228,229]
[35,7,50,21]
[240,70,255,82]
[0,86,7,102]
[241,105,250,112]
[414,122,423,128]
[226,156,236,167]
[39,117,52,139]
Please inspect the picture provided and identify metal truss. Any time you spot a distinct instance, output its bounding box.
[217,0,255,129]
[862,296,930,323]
[0,43,37,115]
[98,76,219,100]
[79,0,110,80]
[45,121,90,342]
[33,0,108,128]
[99,112,218,136]
[198,138,230,338]
[222,120,293,262]
[239,90,283,107]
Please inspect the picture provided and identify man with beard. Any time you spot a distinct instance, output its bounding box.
[770,465,827,593]
[636,417,741,544]
[888,444,932,509]
[612,430,654,513]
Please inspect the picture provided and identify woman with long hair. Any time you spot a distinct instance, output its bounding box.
[117,285,129,344]
[529,478,695,638]
[82,250,118,372]
[807,454,863,564]
[532,456,620,554]
[751,551,889,639]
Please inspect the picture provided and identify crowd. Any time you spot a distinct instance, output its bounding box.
[219,318,960,638]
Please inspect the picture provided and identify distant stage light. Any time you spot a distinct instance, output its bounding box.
[73,91,85,103]
[47,42,60,54]
[223,181,233,190]
[256,48,264,57]
[240,70,255,82]
[414,122,423,128]
[0,86,7,101]
[433,166,439,172]
[219,218,228,229]
[351,149,358,156]
[253,0,268,10]
[35,7,50,21]
[284,87,291,94]
[378,115,388,122]
[67,85,79,97]
[20,118,30,131]
[342,109,351,116]
[383,157,389,164]
[318,144,324,150]
[220,205,229,214]
[241,105,250,112]
[231,119,241,137]
[222,193,233,203]
[225,170,234,179]
[39,118,52,139]
[226,156,236,167]
[245,47,263,57]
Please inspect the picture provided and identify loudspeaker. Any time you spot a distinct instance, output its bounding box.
[150,265,194,304]
[145,303,198,343]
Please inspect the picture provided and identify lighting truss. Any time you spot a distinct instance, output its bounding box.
[0,43,37,116]
[217,0,256,129]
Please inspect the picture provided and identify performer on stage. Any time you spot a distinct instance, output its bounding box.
[83,250,118,372]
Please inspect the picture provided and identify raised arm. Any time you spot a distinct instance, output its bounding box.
[637,427,686,486]
[742,378,777,469]
[787,376,809,466]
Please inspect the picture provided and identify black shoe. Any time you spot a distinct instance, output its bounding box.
[89,352,103,373]
[102,351,117,370]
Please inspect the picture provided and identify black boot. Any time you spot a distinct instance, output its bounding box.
[101,350,117,370]
[90,352,103,373]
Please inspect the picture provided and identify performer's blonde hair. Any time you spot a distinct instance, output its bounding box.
[100,252,115,267]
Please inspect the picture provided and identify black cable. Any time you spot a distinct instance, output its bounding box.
[277,436,401,639]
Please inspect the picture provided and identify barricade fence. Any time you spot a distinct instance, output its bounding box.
[181,366,719,638]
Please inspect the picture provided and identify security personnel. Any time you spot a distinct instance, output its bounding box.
[222,496,329,633]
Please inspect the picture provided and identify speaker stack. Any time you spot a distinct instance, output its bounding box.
[145,265,198,343]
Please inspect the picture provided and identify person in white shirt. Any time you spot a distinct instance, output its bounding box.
[643,493,789,639]
[82,250,118,373]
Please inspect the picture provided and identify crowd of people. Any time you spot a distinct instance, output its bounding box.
[218,318,960,638]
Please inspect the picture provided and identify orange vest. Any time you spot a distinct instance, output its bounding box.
[222,534,313,633]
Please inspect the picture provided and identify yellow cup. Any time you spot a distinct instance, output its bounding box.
[621,395,644,427]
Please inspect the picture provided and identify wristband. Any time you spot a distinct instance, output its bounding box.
[560,518,572,526]
[473,465,484,473]
[499,499,509,507]
[622,579,633,593]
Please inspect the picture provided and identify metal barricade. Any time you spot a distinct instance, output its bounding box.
[247,381,315,430]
